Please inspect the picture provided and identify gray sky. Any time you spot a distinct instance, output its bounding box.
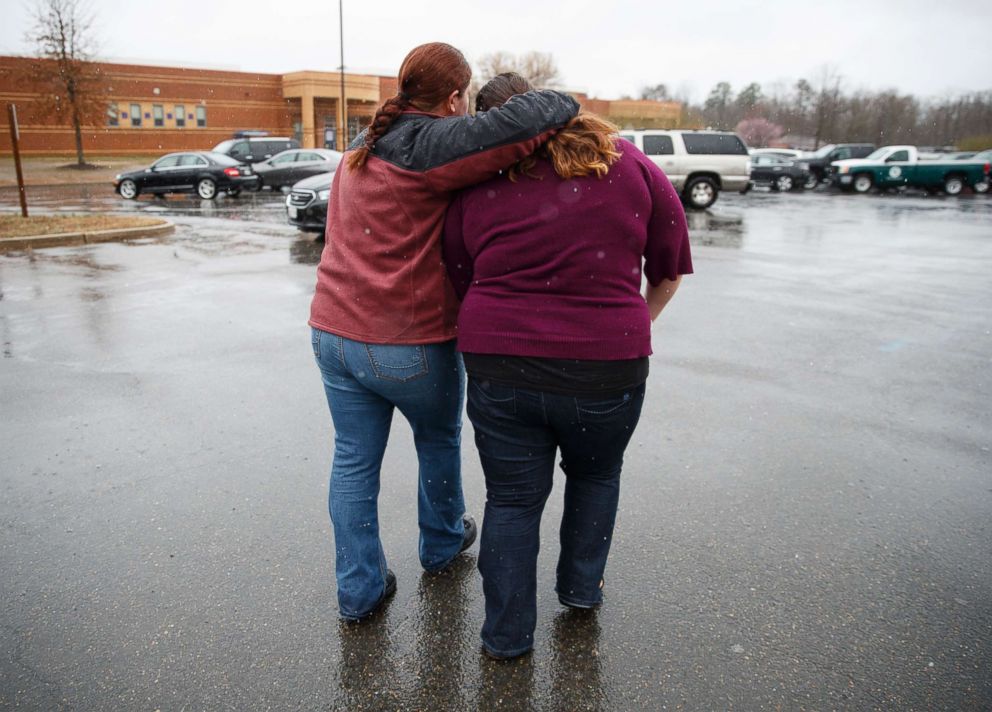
[2,0,990,103]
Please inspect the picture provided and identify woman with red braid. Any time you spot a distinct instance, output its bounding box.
[309,43,578,622]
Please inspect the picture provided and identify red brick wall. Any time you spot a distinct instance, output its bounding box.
[379,76,398,100]
[0,56,295,155]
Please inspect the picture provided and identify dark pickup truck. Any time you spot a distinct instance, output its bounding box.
[801,143,876,187]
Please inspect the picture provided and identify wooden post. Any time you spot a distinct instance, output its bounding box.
[7,104,28,217]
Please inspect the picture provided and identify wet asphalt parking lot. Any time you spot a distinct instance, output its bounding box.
[1,184,990,711]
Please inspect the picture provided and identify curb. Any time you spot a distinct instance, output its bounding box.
[0,221,175,252]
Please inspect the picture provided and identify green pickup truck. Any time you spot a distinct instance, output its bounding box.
[831,145,990,195]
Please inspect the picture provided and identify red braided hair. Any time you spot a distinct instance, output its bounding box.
[347,42,472,170]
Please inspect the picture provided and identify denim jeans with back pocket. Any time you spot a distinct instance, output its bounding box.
[466,377,646,657]
[312,328,466,619]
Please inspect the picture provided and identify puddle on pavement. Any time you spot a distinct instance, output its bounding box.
[687,210,745,249]
[290,237,325,264]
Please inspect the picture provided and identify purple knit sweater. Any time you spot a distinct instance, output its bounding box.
[442,140,692,360]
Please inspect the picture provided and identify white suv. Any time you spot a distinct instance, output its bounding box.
[618,130,751,209]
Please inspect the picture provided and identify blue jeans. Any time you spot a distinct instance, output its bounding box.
[467,377,646,657]
[312,328,466,619]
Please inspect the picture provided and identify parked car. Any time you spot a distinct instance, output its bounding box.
[972,150,992,193]
[801,143,876,188]
[618,130,751,209]
[831,145,991,195]
[749,154,811,192]
[750,148,805,160]
[286,172,334,231]
[252,149,343,190]
[212,136,300,164]
[113,152,259,200]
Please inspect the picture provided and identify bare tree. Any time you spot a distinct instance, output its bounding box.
[703,81,733,129]
[811,66,843,149]
[476,51,516,84]
[25,0,106,166]
[640,83,670,101]
[735,82,763,118]
[475,51,561,92]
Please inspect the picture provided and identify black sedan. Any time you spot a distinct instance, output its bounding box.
[252,149,343,190]
[113,152,259,200]
[286,171,334,232]
[749,154,811,192]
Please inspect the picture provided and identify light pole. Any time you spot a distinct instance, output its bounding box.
[339,0,347,151]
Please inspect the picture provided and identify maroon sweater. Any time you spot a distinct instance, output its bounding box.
[442,140,692,360]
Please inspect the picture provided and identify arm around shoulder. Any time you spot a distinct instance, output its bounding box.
[423,90,580,192]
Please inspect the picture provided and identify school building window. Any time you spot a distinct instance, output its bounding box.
[175,105,185,128]
[130,103,141,127]
[107,103,119,127]
[196,106,207,127]
[153,104,164,127]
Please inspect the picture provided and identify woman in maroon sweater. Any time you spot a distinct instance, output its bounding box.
[443,73,692,659]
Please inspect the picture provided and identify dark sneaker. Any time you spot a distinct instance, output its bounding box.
[481,644,532,661]
[460,515,478,553]
[425,516,478,574]
[557,596,601,611]
[344,569,396,623]
[557,578,604,610]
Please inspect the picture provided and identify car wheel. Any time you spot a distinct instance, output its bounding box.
[197,178,217,200]
[684,177,718,210]
[253,177,264,192]
[973,179,989,194]
[774,175,794,192]
[118,179,138,200]
[943,175,964,196]
[803,174,819,190]
[853,174,873,193]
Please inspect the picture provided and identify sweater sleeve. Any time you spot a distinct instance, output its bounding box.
[442,192,473,301]
[635,146,693,285]
[421,90,580,193]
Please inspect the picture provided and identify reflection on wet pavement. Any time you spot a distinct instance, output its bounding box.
[289,236,325,265]
[410,557,474,710]
[1,181,991,711]
[686,209,745,248]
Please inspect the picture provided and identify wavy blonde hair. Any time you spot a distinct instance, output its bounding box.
[476,73,621,181]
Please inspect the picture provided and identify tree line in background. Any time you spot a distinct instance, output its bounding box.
[649,70,992,150]
[15,6,992,165]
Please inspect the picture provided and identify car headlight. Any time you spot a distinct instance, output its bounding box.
[115,174,122,180]
[318,190,330,201]
[798,162,809,170]
[838,166,850,174]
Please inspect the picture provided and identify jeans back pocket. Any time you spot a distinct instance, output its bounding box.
[364,344,429,383]
[575,391,634,424]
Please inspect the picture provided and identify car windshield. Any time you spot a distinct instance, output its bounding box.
[206,152,240,166]
[863,148,892,160]
[811,144,836,158]
[212,140,235,153]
